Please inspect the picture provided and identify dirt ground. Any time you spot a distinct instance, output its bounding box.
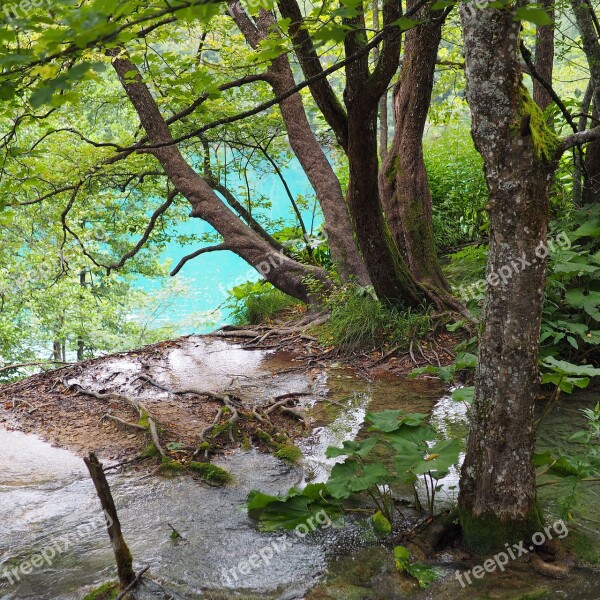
[0,324,459,465]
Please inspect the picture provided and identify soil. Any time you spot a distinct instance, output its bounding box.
[0,320,460,466]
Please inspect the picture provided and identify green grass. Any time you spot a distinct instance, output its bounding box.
[228,282,303,325]
[320,286,431,353]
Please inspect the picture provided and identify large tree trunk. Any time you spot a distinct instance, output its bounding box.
[229,6,371,285]
[342,2,424,306]
[379,2,448,290]
[458,5,560,553]
[109,51,333,304]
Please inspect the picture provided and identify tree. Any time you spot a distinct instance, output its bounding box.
[458,0,600,552]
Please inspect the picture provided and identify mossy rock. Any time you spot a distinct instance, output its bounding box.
[274,444,303,464]
[82,581,120,600]
[189,461,232,485]
[158,458,186,475]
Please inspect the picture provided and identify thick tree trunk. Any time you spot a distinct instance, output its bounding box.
[379,3,448,290]
[342,3,424,306]
[109,52,333,304]
[458,5,560,553]
[230,6,371,285]
[346,103,423,304]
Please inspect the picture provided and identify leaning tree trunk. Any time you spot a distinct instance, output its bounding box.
[458,5,560,553]
[229,5,371,285]
[379,1,448,290]
[108,51,333,304]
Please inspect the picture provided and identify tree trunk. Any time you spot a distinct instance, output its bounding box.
[571,0,600,202]
[379,2,449,290]
[584,103,600,202]
[84,452,136,589]
[533,0,554,111]
[109,51,333,304]
[230,6,371,285]
[458,5,560,553]
[342,3,424,306]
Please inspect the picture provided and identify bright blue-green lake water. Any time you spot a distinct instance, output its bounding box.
[135,160,321,334]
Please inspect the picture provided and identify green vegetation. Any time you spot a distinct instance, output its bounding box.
[320,285,431,352]
[82,582,120,600]
[247,410,460,532]
[226,282,302,325]
[189,461,233,485]
[424,126,488,249]
[274,444,303,464]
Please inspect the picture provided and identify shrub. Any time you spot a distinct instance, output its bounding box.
[424,126,489,249]
[226,281,302,325]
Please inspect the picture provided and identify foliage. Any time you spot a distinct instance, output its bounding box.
[246,411,461,532]
[225,281,302,325]
[393,546,443,589]
[424,127,489,249]
[246,483,343,532]
[320,285,431,352]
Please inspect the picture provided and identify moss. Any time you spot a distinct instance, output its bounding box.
[563,528,600,566]
[137,408,150,429]
[197,441,210,452]
[189,461,232,485]
[141,442,159,458]
[518,87,560,162]
[459,506,544,555]
[242,436,253,451]
[82,581,119,600]
[274,444,303,464]
[385,154,401,182]
[158,458,186,475]
[255,429,273,444]
[371,510,392,534]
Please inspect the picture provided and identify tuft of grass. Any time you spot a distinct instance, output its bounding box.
[189,461,233,485]
[321,286,431,353]
[227,281,303,325]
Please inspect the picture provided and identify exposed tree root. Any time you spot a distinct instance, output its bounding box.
[68,375,312,465]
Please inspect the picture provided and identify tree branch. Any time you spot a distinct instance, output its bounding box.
[170,243,231,276]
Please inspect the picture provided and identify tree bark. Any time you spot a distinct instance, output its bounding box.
[458,5,560,553]
[109,51,333,304]
[379,1,449,290]
[84,452,136,589]
[533,0,555,110]
[571,0,600,201]
[342,2,424,305]
[230,6,371,285]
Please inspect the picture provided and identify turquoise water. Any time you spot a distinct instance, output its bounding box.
[135,159,321,334]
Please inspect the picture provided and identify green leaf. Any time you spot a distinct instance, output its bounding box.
[325,436,378,459]
[514,6,553,26]
[451,386,474,404]
[413,439,460,477]
[371,510,392,534]
[327,460,389,498]
[542,356,600,377]
[394,546,411,571]
[366,410,426,432]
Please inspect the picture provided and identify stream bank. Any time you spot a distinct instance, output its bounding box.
[1,335,600,599]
